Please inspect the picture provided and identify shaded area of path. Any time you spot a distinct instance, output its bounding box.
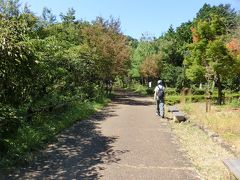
[5,90,200,179]
[6,107,125,179]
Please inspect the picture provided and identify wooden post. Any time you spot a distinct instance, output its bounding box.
[206,92,212,112]
[206,96,208,112]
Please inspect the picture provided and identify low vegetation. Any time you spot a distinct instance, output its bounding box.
[170,120,234,179]
[178,102,240,154]
[0,96,110,168]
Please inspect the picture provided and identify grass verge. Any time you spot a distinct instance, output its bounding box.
[178,102,240,154]
[166,101,240,179]
[0,97,111,169]
[169,120,234,179]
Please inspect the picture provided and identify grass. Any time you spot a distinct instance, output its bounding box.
[166,101,239,179]
[0,97,111,169]
[170,121,234,179]
[177,102,240,153]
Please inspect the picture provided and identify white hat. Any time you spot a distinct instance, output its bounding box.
[157,80,162,84]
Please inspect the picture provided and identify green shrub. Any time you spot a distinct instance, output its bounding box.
[0,97,110,168]
[128,83,148,95]
[230,98,240,108]
[192,89,205,95]
[165,96,181,105]
[189,95,205,102]
[146,88,154,95]
[0,104,22,153]
[165,88,179,96]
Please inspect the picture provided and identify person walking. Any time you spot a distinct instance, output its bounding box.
[154,80,165,118]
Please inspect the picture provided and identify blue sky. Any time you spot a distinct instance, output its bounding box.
[20,0,240,39]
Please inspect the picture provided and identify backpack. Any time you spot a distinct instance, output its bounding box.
[156,85,164,99]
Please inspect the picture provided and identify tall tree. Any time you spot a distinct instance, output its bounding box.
[130,40,157,78]
[157,26,183,66]
[41,7,56,25]
[175,21,193,45]
[140,54,163,79]
[225,16,240,91]
[0,0,20,18]
[196,3,237,32]
[60,8,76,23]
[0,7,39,106]
[81,17,130,90]
[184,12,237,104]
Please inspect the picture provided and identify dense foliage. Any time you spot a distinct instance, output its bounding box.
[0,0,130,162]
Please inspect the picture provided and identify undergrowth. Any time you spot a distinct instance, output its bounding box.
[0,97,110,169]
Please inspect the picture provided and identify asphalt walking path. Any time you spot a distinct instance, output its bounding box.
[7,90,200,179]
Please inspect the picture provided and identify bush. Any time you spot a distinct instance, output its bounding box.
[128,83,148,95]
[189,95,205,102]
[192,89,205,95]
[230,98,240,108]
[165,96,181,105]
[0,104,22,153]
[0,96,110,167]
[146,88,154,95]
[165,88,179,96]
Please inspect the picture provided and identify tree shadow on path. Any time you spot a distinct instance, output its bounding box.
[112,89,154,106]
[7,107,129,180]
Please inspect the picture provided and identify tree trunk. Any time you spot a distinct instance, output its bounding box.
[205,79,212,112]
[216,74,222,105]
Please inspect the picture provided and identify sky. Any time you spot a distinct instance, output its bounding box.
[20,0,240,39]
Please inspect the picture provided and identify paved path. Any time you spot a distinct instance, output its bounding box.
[7,90,200,179]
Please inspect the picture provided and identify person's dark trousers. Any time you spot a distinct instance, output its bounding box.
[156,99,164,118]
